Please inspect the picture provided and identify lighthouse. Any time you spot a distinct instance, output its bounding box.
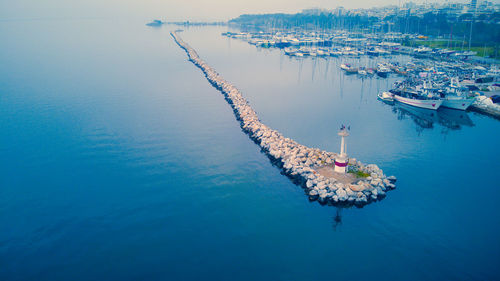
[334,126,349,173]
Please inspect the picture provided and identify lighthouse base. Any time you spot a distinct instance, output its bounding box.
[334,156,348,173]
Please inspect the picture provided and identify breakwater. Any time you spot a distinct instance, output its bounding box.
[171,31,396,206]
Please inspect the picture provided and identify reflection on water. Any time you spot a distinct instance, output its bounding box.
[332,207,343,231]
[438,108,475,129]
[390,102,474,134]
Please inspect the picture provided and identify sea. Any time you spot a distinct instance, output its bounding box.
[1,18,499,280]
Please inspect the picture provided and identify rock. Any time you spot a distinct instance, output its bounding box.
[376,186,385,196]
[355,194,368,204]
[387,183,396,189]
[306,180,313,189]
[350,184,365,192]
[328,183,338,191]
[316,182,326,190]
[345,188,355,197]
[336,188,348,201]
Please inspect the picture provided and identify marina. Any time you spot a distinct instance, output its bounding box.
[222,29,489,62]
[222,29,500,118]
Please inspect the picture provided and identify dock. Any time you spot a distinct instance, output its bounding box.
[470,96,500,119]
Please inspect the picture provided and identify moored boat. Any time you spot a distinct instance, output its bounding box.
[358,69,367,76]
[393,92,443,110]
[377,91,394,102]
[377,64,391,77]
[440,96,475,110]
[340,63,350,71]
[340,63,358,74]
[438,78,475,110]
[330,51,342,57]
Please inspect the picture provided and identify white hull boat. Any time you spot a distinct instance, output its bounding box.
[378,92,394,102]
[441,96,474,110]
[377,69,391,77]
[340,64,350,71]
[284,48,296,56]
[394,94,442,110]
[340,64,358,74]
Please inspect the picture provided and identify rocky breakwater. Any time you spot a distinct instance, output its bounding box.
[171,31,396,207]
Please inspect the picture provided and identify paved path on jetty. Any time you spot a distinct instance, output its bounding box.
[170,31,396,206]
[315,165,356,185]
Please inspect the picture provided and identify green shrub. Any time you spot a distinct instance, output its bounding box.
[349,170,370,178]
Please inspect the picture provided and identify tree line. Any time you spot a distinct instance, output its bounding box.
[229,11,500,47]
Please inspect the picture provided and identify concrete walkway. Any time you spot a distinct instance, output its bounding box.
[314,164,357,185]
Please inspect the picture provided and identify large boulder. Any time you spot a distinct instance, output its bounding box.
[345,188,355,197]
[336,188,348,201]
[316,182,327,190]
[350,183,365,192]
[306,179,314,189]
[355,193,368,204]
[376,186,386,196]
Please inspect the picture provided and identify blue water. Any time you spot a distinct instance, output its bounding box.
[1,19,499,280]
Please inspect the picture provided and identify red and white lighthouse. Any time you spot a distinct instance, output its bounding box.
[334,128,349,173]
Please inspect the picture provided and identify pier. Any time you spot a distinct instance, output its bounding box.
[171,31,396,206]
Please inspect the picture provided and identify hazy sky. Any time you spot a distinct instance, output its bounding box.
[0,0,482,21]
